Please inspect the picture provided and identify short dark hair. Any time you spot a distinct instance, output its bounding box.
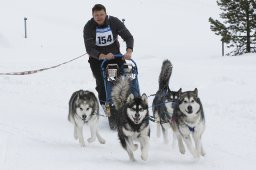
[92,4,106,13]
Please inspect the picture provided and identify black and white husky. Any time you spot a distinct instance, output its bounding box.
[171,88,206,158]
[68,90,105,147]
[111,78,150,161]
[152,59,181,143]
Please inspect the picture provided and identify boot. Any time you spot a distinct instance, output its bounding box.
[101,104,111,117]
[102,104,117,130]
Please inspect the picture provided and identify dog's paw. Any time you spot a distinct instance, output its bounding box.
[194,152,200,158]
[131,144,138,151]
[141,152,148,161]
[87,137,96,143]
[178,143,185,154]
[78,138,86,147]
[190,150,199,158]
[201,151,206,156]
[79,141,86,147]
[179,147,185,154]
[129,155,136,162]
[98,138,106,144]
[201,148,206,156]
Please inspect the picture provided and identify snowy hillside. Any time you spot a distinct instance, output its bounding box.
[1,0,256,170]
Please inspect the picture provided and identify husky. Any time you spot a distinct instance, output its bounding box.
[111,78,150,161]
[152,59,181,143]
[68,90,106,147]
[171,88,206,158]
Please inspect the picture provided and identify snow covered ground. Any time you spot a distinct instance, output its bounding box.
[1,0,256,169]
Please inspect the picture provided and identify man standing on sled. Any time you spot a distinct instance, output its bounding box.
[83,4,134,117]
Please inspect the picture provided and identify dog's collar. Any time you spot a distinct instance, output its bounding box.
[188,126,195,132]
[184,114,201,132]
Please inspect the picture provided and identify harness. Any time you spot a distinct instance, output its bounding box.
[148,101,179,124]
[159,99,178,124]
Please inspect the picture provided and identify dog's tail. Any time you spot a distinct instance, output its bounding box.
[159,59,173,90]
[111,78,130,110]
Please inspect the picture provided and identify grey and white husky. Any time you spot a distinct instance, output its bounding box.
[111,78,150,161]
[68,90,105,147]
[152,59,181,143]
[171,88,206,158]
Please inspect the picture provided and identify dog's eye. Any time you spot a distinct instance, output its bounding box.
[86,108,90,111]
[131,108,136,111]
[80,107,83,111]
[139,108,144,112]
[184,100,188,103]
[191,100,194,103]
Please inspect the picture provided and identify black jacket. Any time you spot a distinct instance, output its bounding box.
[83,15,134,59]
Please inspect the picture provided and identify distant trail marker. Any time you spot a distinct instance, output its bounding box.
[24,17,27,38]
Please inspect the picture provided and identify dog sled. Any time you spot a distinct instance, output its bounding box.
[101,54,140,130]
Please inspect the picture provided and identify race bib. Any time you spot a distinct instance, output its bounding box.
[95,25,114,46]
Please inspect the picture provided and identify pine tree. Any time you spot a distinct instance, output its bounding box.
[209,0,256,55]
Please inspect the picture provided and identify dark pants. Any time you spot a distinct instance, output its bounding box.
[88,57,105,105]
[88,57,124,105]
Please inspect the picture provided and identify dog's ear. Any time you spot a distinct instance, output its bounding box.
[176,88,182,99]
[78,90,84,98]
[141,93,148,104]
[75,93,81,105]
[127,93,134,103]
[76,90,85,104]
[194,88,198,97]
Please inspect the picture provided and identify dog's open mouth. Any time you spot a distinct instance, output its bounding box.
[82,118,89,123]
[185,109,193,114]
[133,117,140,124]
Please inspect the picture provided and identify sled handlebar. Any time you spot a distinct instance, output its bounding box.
[113,54,123,58]
[99,54,124,60]
[100,54,137,73]
[113,54,136,67]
